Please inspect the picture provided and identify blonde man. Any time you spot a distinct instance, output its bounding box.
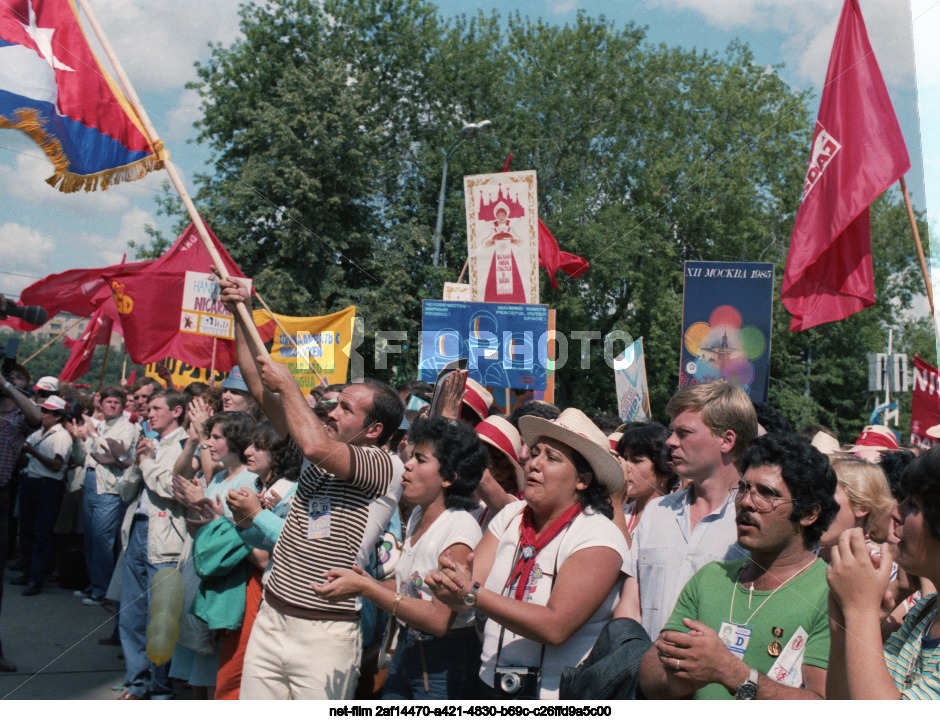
[616,380,758,639]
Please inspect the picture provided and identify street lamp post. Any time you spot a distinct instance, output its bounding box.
[432,119,492,267]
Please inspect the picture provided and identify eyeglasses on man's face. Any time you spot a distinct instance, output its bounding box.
[731,478,795,512]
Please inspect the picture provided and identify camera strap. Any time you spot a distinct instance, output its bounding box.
[493,516,572,690]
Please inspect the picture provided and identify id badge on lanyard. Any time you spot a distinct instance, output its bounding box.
[718,621,753,659]
[308,496,331,539]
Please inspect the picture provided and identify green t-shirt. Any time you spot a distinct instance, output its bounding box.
[662,557,830,700]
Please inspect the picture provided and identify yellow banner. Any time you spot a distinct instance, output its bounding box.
[253,307,357,394]
[144,359,227,390]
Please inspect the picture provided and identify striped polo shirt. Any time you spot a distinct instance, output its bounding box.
[884,595,940,699]
[264,443,396,617]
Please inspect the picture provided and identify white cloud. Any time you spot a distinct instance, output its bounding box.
[165,88,203,145]
[548,0,579,14]
[0,223,57,296]
[645,0,916,89]
[77,208,157,265]
[79,1,243,93]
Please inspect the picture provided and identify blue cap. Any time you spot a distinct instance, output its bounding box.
[220,366,249,393]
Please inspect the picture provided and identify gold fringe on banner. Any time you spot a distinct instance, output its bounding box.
[0,108,164,194]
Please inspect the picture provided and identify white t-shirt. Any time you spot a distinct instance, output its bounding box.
[397,506,482,629]
[479,501,630,699]
[25,424,73,480]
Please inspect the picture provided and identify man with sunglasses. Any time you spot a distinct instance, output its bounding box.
[639,433,839,699]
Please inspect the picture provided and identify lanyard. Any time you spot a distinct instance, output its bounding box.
[729,557,817,627]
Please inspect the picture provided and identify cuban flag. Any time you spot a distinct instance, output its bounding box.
[0,0,161,192]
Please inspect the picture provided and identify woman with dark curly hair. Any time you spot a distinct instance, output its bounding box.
[314,415,489,699]
[427,408,629,700]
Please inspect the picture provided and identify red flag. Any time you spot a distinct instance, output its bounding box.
[538,219,588,291]
[102,223,250,370]
[58,301,118,382]
[0,257,152,332]
[781,0,909,331]
[910,355,940,450]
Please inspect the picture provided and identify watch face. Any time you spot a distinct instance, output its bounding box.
[736,681,758,700]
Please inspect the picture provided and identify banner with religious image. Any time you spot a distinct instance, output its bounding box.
[680,262,775,402]
[465,170,539,305]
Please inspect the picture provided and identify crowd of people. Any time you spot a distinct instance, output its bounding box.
[0,280,938,701]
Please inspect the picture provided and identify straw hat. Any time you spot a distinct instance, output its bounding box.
[810,430,841,456]
[476,416,525,492]
[462,377,493,422]
[850,425,899,453]
[926,424,940,440]
[519,408,625,494]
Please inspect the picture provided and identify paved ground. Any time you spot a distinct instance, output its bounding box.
[0,574,127,700]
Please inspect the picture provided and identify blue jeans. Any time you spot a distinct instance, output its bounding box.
[382,627,482,700]
[18,475,64,587]
[82,471,126,599]
[119,517,175,699]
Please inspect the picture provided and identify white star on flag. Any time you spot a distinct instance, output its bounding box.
[21,0,75,72]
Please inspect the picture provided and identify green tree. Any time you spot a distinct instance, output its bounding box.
[146,0,928,440]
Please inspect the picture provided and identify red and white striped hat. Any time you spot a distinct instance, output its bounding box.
[462,377,493,423]
[476,416,525,492]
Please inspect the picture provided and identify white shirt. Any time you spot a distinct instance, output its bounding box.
[25,423,72,480]
[397,506,482,629]
[479,501,629,700]
[626,488,747,639]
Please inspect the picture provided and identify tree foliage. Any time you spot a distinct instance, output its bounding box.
[153,0,930,440]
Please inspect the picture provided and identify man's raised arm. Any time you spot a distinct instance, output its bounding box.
[217,274,289,438]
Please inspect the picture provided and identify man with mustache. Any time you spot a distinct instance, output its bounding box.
[639,434,839,699]
[218,276,404,701]
[616,381,757,639]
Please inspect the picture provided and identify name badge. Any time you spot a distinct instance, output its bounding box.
[308,496,331,540]
[719,621,752,659]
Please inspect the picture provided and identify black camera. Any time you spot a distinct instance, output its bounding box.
[493,666,541,700]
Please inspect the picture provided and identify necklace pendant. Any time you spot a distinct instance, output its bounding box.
[521,545,535,560]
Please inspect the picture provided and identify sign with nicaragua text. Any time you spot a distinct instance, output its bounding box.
[181,272,253,341]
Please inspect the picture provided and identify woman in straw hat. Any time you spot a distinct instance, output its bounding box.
[314,415,489,699]
[427,408,629,700]
[473,416,526,529]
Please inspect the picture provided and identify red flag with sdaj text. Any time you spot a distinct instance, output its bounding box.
[101,223,250,371]
[781,0,909,331]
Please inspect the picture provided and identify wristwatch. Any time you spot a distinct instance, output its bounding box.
[462,581,481,607]
[734,668,759,700]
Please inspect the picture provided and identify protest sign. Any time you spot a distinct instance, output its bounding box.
[145,359,227,389]
[680,261,775,402]
[615,337,651,422]
[491,310,557,414]
[443,282,472,301]
[465,170,539,305]
[180,271,253,341]
[910,354,940,450]
[253,307,356,394]
[419,300,549,390]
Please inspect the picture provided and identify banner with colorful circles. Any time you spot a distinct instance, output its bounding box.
[680,261,775,402]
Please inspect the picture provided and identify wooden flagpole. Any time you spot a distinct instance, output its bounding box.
[21,315,85,365]
[75,0,269,361]
[253,292,326,386]
[97,343,111,391]
[210,337,218,380]
[121,350,127,383]
[899,177,940,342]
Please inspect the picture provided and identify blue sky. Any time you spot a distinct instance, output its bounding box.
[0,0,933,308]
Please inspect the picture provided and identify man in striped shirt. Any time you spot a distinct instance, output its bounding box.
[220,277,404,700]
